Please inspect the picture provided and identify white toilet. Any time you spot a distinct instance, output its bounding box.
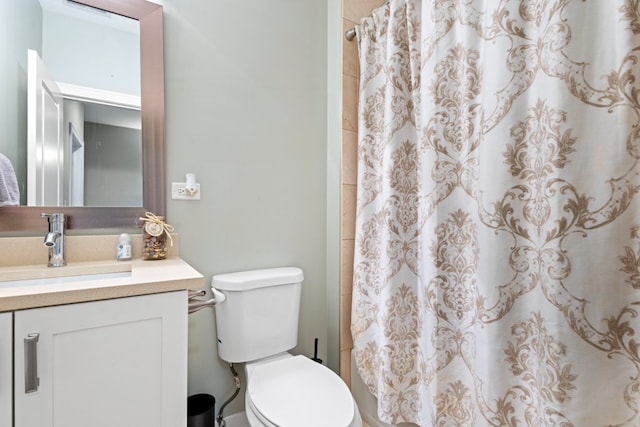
[211,267,362,427]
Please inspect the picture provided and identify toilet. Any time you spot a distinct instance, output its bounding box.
[211,267,362,427]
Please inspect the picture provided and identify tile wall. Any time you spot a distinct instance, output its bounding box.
[340,0,381,387]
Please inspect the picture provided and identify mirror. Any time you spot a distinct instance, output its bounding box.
[27,5,141,208]
[0,0,165,231]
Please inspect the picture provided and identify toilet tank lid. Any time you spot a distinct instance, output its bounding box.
[211,267,304,291]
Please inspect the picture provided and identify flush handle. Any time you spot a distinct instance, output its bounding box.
[211,287,226,304]
[24,333,40,393]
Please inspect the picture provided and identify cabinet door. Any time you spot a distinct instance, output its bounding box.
[0,312,11,427]
[14,291,187,427]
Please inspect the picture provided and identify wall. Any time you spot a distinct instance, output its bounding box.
[160,0,329,415]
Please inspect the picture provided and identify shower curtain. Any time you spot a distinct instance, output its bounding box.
[351,1,640,426]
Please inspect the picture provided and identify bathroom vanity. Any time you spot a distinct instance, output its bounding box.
[0,235,204,427]
[13,292,185,427]
[0,312,11,427]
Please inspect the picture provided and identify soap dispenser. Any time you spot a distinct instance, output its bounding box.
[117,233,132,261]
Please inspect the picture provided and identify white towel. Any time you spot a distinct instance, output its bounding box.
[0,153,19,206]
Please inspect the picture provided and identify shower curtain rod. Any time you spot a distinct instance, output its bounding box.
[344,0,389,41]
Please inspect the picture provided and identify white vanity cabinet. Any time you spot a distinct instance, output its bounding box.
[13,291,187,427]
[0,312,12,427]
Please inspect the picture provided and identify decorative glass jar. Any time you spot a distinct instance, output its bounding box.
[140,213,174,260]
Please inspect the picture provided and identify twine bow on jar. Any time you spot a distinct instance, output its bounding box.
[139,212,175,244]
[139,212,174,260]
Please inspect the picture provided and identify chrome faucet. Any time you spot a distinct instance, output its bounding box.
[41,213,66,267]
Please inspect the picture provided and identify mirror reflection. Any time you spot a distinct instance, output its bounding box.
[1,0,142,207]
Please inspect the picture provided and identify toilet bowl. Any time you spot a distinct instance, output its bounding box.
[211,267,362,427]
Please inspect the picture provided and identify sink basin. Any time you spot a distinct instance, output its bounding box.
[0,262,132,289]
[0,270,132,289]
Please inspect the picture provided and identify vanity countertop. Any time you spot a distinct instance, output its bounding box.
[0,257,204,311]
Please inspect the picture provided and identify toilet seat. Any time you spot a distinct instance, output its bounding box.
[246,355,356,427]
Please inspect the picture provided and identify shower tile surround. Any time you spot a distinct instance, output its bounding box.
[341,0,380,389]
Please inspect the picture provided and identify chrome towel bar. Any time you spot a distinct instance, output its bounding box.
[187,288,226,314]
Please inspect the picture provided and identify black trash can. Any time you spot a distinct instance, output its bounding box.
[187,394,216,427]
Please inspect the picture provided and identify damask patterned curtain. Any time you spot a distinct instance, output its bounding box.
[351,1,640,426]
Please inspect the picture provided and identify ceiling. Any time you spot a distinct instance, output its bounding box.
[38,0,139,34]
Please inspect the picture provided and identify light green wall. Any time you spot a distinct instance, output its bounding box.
[161,0,332,414]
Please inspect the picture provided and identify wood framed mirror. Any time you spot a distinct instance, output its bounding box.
[0,0,165,232]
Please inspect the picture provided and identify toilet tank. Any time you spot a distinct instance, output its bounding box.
[212,267,304,363]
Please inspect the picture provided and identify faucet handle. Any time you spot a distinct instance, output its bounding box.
[41,213,66,223]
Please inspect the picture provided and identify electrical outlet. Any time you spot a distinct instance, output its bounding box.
[171,182,201,200]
